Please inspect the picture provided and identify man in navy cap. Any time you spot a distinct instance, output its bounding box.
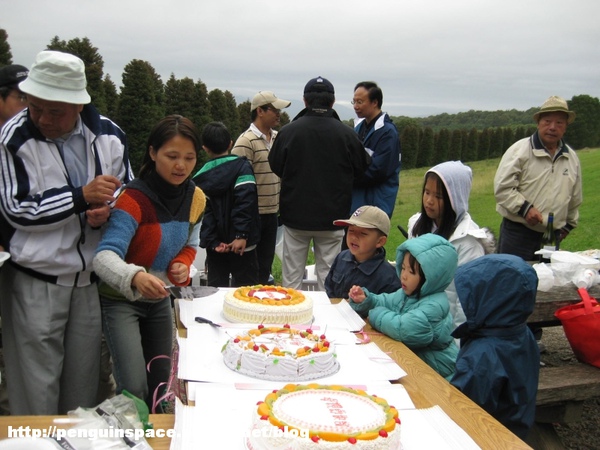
[0,64,29,129]
[269,77,369,291]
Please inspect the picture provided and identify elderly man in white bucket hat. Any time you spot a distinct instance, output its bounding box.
[0,50,133,414]
[494,95,582,261]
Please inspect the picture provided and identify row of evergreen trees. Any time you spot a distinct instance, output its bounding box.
[2,31,599,175]
[1,32,292,173]
[397,125,536,170]
[391,93,600,169]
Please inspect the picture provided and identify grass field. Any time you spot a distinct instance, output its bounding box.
[387,147,600,256]
[273,147,600,282]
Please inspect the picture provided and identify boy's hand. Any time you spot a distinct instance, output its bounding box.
[213,242,230,253]
[348,285,366,303]
[229,238,247,256]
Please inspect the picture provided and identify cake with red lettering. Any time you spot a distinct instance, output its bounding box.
[223,285,313,324]
[246,384,401,450]
[222,326,339,381]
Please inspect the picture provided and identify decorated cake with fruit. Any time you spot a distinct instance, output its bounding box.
[223,285,313,324]
[222,325,339,381]
[246,383,401,450]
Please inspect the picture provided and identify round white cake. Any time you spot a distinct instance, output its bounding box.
[246,384,401,450]
[222,326,339,381]
[223,285,313,324]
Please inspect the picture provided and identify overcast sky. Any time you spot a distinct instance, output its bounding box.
[4,0,599,120]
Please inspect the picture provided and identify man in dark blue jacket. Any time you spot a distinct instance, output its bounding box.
[450,254,540,440]
[351,81,401,217]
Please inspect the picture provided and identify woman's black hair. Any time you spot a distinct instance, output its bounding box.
[138,115,201,180]
[412,171,457,240]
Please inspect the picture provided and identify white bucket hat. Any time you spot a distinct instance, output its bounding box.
[19,50,91,105]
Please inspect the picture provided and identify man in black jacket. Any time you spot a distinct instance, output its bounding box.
[269,76,369,291]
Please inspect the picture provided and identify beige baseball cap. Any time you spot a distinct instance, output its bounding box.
[250,91,291,111]
[333,205,390,236]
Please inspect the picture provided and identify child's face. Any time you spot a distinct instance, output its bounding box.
[346,225,386,263]
[150,134,197,187]
[400,253,421,296]
[423,176,444,226]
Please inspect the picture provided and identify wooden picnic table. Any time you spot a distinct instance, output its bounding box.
[324,298,531,449]
[528,284,600,327]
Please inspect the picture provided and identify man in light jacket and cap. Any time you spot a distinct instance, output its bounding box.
[494,95,582,261]
[232,91,291,284]
[0,50,133,414]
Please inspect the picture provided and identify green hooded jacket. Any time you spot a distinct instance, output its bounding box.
[350,233,459,379]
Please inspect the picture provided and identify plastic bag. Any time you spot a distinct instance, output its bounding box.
[51,392,153,450]
[533,263,554,291]
[551,262,580,287]
[572,268,598,289]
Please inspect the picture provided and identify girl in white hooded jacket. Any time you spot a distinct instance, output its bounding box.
[408,161,495,331]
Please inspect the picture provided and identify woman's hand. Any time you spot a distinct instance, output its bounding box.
[169,262,189,285]
[132,272,169,300]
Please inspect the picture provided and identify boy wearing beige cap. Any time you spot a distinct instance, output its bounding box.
[325,205,400,305]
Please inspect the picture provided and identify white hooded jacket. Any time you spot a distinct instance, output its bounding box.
[408,161,495,329]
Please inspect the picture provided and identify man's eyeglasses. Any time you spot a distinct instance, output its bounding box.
[350,99,365,106]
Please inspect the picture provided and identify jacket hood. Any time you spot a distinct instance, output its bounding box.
[193,155,247,196]
[396,233,458,297]
[427,161,472,225]
[455,254,538,330]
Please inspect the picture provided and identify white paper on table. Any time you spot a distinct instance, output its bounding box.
[171,383,415,450]
[332,299,366,331]
[401,405,481,450]
[177,324,406,384]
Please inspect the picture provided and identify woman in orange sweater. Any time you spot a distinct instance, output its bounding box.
[94,115,206,411]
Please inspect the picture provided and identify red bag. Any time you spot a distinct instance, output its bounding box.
[554,288,600,368]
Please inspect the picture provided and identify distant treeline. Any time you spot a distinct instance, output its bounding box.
[2,31,599,175]
[386,94,600,169]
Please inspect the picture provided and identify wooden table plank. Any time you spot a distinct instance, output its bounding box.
[365,325,532,449]
[328,298,530,449]
[529,284,600,326]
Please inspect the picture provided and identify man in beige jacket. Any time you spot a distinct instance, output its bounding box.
[494,95,582,261]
